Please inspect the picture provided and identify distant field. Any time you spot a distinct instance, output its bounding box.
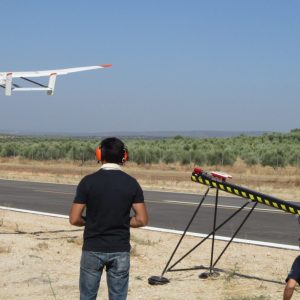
[0,130,300,168]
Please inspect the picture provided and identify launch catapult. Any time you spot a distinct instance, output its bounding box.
[148,167,300,285]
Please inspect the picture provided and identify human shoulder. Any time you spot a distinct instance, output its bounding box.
[77,170,102,185]
[119,170,140,184]
[286,255,300,284]
[292,256,300,268]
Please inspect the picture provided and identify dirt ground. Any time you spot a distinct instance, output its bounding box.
[0,210,299,300]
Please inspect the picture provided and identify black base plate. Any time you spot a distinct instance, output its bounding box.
[148,276,170,285]
[199,271,220,279]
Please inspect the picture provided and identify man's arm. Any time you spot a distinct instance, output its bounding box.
[69,203,86,227]
[283,278,297,300]
[130,203,148,228]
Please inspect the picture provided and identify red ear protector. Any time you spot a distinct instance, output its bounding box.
[95,147,102,162]
[123,149,129,162]
[95,147,129,163]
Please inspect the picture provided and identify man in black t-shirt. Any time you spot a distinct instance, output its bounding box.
[69,137,148,300]
[283,239,300,300]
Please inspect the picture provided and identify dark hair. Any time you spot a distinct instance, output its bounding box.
[100,137,126,164]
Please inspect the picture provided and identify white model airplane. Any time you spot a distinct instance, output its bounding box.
[0,64,112,96]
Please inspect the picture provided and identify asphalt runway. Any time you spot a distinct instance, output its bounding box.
[0,179,299,246]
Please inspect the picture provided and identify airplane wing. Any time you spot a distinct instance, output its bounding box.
[0,64,112,96]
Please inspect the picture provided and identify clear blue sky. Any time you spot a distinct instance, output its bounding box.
[0,0,299,133]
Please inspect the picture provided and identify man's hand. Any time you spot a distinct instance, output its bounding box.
[130,203,148,228]
[69,203,86,227]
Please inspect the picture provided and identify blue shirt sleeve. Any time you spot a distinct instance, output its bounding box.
[74,177,88,204]
[132,181,144,203]
[286,256,300,284]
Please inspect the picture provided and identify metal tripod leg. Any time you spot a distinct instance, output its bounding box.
[199,188,220,278]
[148,186,257,285]
[167,200,250,272]
[212,201,258,268]
[210,188,219,273]
[147,187,211,285]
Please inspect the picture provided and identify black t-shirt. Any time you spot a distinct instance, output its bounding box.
[73,169,144,252]
[286,256,300,284]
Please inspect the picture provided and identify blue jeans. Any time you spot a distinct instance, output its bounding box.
[80,251,130,300]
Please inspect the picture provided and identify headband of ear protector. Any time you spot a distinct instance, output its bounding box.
[95,146,128,163]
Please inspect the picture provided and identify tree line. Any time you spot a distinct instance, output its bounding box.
[0,129,300,168]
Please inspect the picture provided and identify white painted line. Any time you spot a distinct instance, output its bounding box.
[148,199,283,214]
[0,206,298,251]
[143,226,299,251]
[0,206,68,219]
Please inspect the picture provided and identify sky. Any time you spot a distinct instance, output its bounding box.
[0,0,299,134]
